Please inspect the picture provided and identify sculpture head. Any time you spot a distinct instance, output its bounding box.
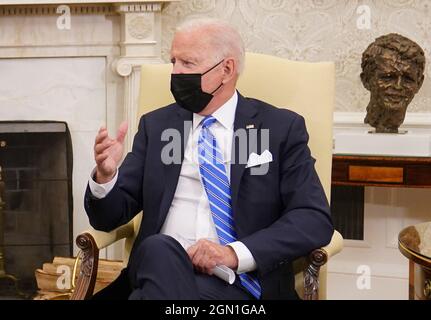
[361,33,425,133]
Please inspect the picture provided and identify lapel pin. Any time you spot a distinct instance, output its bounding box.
[246,124,255,129]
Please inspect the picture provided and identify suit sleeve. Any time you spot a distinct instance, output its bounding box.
[241,114,334,276]
[84,116,148,232]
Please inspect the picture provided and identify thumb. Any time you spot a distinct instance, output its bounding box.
[187,244,197,260]
[116,121,128,144]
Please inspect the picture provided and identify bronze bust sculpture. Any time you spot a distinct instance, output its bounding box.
[361,33,426,133]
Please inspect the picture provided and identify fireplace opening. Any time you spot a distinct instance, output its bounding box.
[0,121,73,299]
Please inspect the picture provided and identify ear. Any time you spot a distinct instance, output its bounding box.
[222,57,236,83]
[416,74,425,92]
[360,71,371,90]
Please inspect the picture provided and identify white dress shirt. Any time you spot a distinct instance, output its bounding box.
[88,91,257,274]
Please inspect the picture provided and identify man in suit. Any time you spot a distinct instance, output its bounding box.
[85,17,333,300]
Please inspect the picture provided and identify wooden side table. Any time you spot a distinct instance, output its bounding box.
[332,155,431,188]
[399,222,431,300]
[331,155,431,297]
[330,155,431,240]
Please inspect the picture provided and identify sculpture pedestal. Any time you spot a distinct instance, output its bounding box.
[334,131,431,157]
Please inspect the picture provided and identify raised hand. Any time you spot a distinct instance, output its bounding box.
[93,121,128,184]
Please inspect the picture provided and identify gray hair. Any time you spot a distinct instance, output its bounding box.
[175,17,245,75]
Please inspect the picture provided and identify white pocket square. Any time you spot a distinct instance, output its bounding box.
[246,150,273,168]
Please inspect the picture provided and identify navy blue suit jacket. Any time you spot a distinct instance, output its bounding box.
[85,93,334,299]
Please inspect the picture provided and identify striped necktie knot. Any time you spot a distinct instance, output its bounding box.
[201,116,217,129]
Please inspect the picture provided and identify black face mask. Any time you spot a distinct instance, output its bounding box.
[170,60,224,113]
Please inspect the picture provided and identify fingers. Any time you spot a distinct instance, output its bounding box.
[94,125,117,155]
[188,240,221,275]
[187,244,198,261]
[202,256,217,275]
[94,122,127,157]
[192,247,206,272]
[95,121,128,147]
[95,127,108,145]
[116,121,128,144]
[94,138,114,154]
[94,127,112,168]
[95,153,109,167]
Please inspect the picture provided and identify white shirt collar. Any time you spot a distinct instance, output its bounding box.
[193,91,238,130]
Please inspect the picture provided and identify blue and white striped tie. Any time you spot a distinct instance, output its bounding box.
[198,115,261,299]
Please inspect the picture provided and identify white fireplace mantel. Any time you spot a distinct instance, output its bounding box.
[0,0,174,5]
[0,0,177,147]
[0,0,176,15]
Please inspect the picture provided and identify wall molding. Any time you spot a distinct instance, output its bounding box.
[0,0,173,5]
[0,1,174,16]
[115,2,163,13]
[0,4,114,15]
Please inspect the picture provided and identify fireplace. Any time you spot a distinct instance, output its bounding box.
[0,0,172,290]
[0,121,73,298]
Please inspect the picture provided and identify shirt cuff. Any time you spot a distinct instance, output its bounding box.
[227,241,257,274]
[88,167,118,199]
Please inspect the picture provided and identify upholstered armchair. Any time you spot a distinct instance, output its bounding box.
[71,53,343,300]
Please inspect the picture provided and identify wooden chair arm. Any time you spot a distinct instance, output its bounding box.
[70,220,135,300]
[70,232,99,300]
[303,230,344,300]
[303,248,328,300]
[322,230,344,258]
[84,220,135,250]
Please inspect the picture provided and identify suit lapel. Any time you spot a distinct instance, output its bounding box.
[230,93,261,216]
[157,105,192,231]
